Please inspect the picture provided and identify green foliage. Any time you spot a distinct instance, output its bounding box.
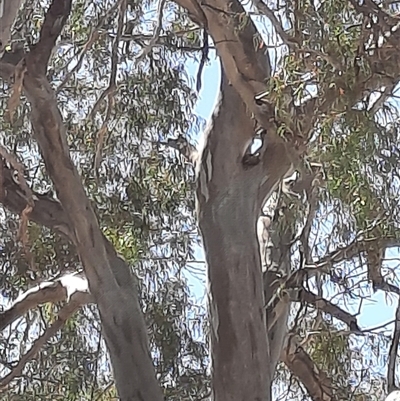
[2,0,400,400]
[0,0,209,399]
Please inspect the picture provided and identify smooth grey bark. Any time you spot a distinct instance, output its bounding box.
[0,0,24,54]
[196,70,293,401]
[8,1,165,400]
[261,211,292,375]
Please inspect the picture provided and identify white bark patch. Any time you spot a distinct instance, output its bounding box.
[386,391,400,401]
[198,168,210,202]
[205,151,213,182]
[58,272,89,302]
[208,288,219,342]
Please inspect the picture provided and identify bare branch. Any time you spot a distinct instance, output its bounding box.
[282,334,337,401]
[137,0,166,61]
[252,0,299,47]
[56,0,122,94]
[0,291,90,389]
[90,0,125,118]
[92,0,126,171]
[0,273,91,332]
[294,288,361,332]
[311,237,400,272]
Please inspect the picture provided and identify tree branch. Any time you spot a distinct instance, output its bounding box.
[0,272,91,332]
[282,334,337,401]
[294,288,361,332]
[175,0,285,137]
[13,1,164,399]
[252,0,299,47]
[308,236,399,273]
[0,291,90,390]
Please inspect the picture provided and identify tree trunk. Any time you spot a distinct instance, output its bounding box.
[16,1,164,400]
[197,71,293,401]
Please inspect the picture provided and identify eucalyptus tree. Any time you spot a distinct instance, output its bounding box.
[0,0,208,400]
[1,0,400,401]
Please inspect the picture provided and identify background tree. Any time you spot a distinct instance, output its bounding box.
[0,0,400,401]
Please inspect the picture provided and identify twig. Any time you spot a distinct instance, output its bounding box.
[91,0,126,170]
[0,293,90,389]
[56,31,100,94]
[136,0,166,61]
[196,30,209,92]
[252,0,299,47]
[56,0,123,94]
[93,93,114,171]
[369,84,396,114]
[89,0,125,118]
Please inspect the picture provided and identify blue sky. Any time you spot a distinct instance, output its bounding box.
[184,52,398,335]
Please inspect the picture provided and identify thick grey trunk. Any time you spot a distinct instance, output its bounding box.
[201,197,271,400]
[197,72,293,401]
[23,73,164,401]
[16,3,165,398]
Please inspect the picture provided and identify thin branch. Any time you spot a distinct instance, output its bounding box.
[294,288,361,332]
[0,273,91,331]
[56,0,123,94]
[312,236,400,271]
[0,292,90,389]
[369,83,397,114]
[56,31,100,93]
[90,0,125,118]
[92,0,126,172]
[283,334,336,401]
[137,0,166,61]
[93,93,114,172]
[297,174,319,265]
[252,0,299,47]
